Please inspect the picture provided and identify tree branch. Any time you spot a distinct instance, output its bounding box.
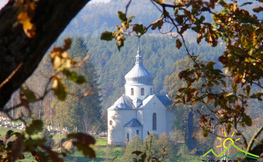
[0,0,90,110]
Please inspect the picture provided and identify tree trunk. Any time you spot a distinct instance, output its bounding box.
[0,0,90,110]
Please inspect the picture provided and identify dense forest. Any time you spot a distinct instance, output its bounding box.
[89,36,223,109]
[6,0,263,140]
[1,0,263,161]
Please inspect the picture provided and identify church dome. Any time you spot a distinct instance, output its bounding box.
[125,49,153,85]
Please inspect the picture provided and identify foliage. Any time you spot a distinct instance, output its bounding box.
[85,35,223,109]
[0,37,98,161]
[0,120,95,161]
[121,133,175,162]
[41,128,55,147]
[101,0,263,160]
[121,135,143,162]
[51,37,102,132]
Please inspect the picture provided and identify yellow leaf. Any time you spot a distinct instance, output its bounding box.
[17,12,35,38]
[53,56,61,70]
[52,78,58,89]
[154,0,164,4]
[207,96,213,103]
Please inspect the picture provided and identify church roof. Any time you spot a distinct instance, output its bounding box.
[139,94,172,108]
[156,95,173,106]
[124,48,153,85]
[124,118,142,127]
[108,95,135,110]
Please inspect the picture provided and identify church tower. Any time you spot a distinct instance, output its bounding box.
[107,47,174,145]
[124,48,153,106]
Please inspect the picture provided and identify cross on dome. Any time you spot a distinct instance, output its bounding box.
[136,46,142,64]
[124,47,153,85]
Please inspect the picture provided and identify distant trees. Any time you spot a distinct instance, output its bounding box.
[101,0,263,159]
[0,0,90,109]
[121,135,143,162]
[51,37,102,133]
[86,36,223,109]
[121,133,175,162]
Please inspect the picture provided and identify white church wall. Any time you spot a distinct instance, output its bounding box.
[124,127,132,143]
[142,95,167,139]
[166,110,175,136]
[137,109,143,126]
[125,84,153,100]
[125,127,143,142]
[107,109,136,145]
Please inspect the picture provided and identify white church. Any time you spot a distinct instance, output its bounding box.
[107,48,174,145]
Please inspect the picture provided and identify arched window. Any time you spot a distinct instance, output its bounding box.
[127,133,130,142]
[150,88,153,95]
[153,113,157,130]
[131,88,134,96]
[141,88,144,96]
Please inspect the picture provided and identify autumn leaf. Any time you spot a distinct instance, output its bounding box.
[132,151,143,156]
[52,75,67,101]
[11,134,24,161]
[17,12,36,38]
[176,39,182,49]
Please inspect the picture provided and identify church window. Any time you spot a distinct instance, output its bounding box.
[150,88,153,95]
[136,130,139,135]
[127,133,129,142]
[141,88,144,96]
[131,88,134,96]
[153,113,157,130]
[109,120,113,126]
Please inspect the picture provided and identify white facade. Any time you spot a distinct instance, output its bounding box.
[107,48,174,145]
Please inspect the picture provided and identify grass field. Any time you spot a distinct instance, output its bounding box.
[65,137,124,162]
[0,128,207,162]
[0,127,124,162]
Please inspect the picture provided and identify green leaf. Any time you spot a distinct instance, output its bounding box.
[73,142,95,158]
[202,127,209,137]
[5,130,14,140]
[62,70,86,84]
[232,83,238,94]
[240,2,252,7]
[26,120,43,135]
[245,85,251,96]
[127,16,135,23]
[206,61,215,69]
[199,15,205,22]
[52,76,67,101]
[151,18,163,30]
[176,39,182,49]
[244,115,252,126]
[5,141,14,151]
[133,24,145,35]
[140,152,147,161]
[118,11,127,22]
[22,87,36,103]
[226,123,232,134]
[24,138,46,148]
[100,31,115,41]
